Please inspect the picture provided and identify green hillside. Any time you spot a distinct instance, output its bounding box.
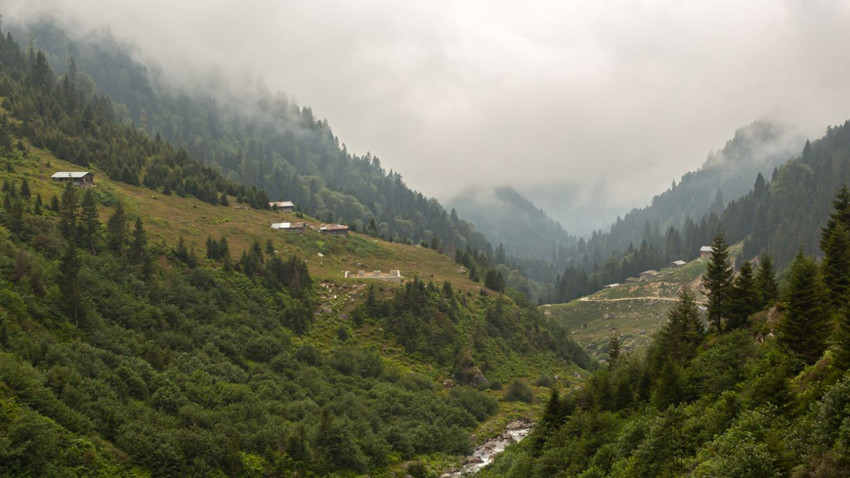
[0,29,593,477]
[9,17,493,255]
[544,256,710,360]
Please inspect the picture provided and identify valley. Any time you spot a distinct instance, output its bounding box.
[2,6,850,478]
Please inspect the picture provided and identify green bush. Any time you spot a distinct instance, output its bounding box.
[504,379,533,403]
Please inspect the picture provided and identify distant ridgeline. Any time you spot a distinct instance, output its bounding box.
[547,122,848,304]
[10,17,491,254]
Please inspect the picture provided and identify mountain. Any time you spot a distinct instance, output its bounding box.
[449,185,577,262]
[526,120,805,238]
[725,120,850,268]
[541,121,804,303]
[7,16,492,255]
[0,21,593,477]
[620,120,804,242]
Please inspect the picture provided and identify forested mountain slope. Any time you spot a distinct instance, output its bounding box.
[547,121,822,303]
[725,121,850,268]
[8,17,492,253]
[601,121,803,255]
[0,24,592,477]
[449,185,577,262]
[484,192,850,475]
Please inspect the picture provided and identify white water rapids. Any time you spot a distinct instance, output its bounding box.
[440,419,533,477]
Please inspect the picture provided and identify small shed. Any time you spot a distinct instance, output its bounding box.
[699,246,713,258]
[269,200,295,211]
[271,222,306,233]
[320,224,349,236]
[51,171,94,186]
[640,270,658,281]
[603,283,620,289]
[669,260,687,269]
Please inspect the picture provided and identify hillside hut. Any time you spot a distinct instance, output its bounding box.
[51,171,94,186]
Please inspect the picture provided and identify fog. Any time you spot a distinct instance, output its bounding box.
[4,0,850,232]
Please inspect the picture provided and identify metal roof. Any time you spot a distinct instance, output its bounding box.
[51,172,92,179]
[320,224,349,231]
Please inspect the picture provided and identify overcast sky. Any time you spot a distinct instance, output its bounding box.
[5,0,850,226]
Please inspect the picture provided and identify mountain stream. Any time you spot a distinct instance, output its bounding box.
[439,419,533,477]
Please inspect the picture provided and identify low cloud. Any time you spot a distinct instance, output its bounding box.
[4,0,850,229]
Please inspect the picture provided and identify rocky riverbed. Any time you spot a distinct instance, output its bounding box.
[440,419,533,477]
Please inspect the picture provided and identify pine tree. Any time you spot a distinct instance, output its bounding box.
[608,333,621,368]
[820,185,850,244]
[129,217,147,265]
[821,222,850,311]
[653,361,684,410]
[754,253,779,309]
[206,236,219,260]
[79,189,99,254]
[820,186,850,311]
[59,182,78,242]
[778,250,830,365]
[219,237,232,271]
[107,202,127,254]
[59,241,83,326]
[703,229,734,333]
[835,305,850,371]
[19,178,30,198]
[662,288,704,363]
[726,261,758,330]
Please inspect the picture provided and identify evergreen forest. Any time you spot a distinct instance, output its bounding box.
[482,190,850,476]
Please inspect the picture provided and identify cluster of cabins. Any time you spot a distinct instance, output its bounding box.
[270,221,350,236]
[268,201,350,237]
[605,246,715,289]
[641,247,714,281]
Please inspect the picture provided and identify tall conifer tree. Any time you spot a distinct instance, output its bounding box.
[820,186,850,311]
[755,253,779,309]
[779,250,830,365]
[703,229,733,332]
[727,261,758,330]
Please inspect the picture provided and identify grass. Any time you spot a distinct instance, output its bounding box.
[5,142,594,470]
[542,256,717,360]
[9,143,484,293]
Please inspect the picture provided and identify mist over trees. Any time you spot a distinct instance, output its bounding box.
[9,18,492,254]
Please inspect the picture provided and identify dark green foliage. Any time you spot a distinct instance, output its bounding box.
[821,186,850,313]
[106,202,126,254]
[703,229,734,332]
[779,250,830,364]
[58,182,78,241]
[648,288,704,369]
[652,362,684,409]
[0,27,267,210]
[0,182,508,476]
[837,306,850,371]
[58,240,83,326]
[504,379,533,403]
[607,332,621,367]
[78,190,99,255]
[755,253,779,309]
[727,260,759,330]
[484,268,505,292]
